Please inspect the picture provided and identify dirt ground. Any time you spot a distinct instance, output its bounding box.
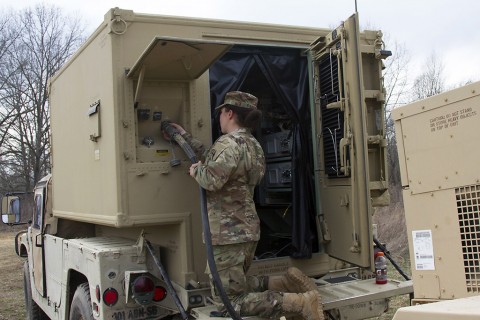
[0,230,26,320]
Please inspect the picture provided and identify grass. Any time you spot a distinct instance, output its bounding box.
[369,193,412,320]
[0,230,26,320]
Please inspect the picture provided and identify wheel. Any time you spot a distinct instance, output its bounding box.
[23,262,48,320]
[69,283,94,320]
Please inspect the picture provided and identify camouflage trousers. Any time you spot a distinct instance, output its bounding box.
[206,242,284,318]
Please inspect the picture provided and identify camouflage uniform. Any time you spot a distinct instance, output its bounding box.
[183,92,287,317]
[208,243,284,318]
[192,127,264,245]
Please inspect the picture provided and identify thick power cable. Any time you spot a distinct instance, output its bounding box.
[145,240,189,320]
[373,237,410,281]
[161,121,243,320]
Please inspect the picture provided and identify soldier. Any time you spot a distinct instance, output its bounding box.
[165,91,323,320]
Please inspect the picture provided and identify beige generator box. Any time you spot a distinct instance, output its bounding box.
[47,6,394,299]
[49,9,324,227]
[393,81,480,301]
[48,8,339,288]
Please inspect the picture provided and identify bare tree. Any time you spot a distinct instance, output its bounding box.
[380,39,411,199]
[382,52,446,204]
[411,53,445,100]
[0,4,85,193]
[384,41,411,111]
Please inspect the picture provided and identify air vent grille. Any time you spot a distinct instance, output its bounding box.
[456,184,480,293]
[317,54,345,177]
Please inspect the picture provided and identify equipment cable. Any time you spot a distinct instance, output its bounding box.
[373,237,410,281]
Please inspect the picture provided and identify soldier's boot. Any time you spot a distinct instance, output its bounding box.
[268,267,317,293]
[282,290,324,320]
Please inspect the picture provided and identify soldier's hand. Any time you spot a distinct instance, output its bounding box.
[189,161,201,177]
[162,122,186,141]
[170,123,186,134]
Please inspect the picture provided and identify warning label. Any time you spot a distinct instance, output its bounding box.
[429,107,477,133]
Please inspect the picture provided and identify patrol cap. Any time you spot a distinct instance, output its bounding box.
[215,91,258,110]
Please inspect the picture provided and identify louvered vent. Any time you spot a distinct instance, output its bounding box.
[456,184,480,293]
[318,53,346,177]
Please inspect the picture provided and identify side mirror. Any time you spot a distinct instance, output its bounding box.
[1,196,21,224]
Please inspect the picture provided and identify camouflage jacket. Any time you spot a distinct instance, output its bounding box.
[184,128,265,245]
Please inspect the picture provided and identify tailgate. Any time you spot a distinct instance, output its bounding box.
[191,278,413,320]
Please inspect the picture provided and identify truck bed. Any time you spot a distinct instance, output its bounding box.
[191,278,413,320]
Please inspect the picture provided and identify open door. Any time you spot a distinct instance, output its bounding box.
[30,177,51,297]
[127,37,232,81]
[309,14,389,268]
[127,37,232,104]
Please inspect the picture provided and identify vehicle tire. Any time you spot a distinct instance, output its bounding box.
[24,262,48,320]
[70,283,94,320]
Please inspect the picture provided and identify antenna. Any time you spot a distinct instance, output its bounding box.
[355,0,358,13]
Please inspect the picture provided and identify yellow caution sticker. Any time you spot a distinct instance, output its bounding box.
[155,149,169,156]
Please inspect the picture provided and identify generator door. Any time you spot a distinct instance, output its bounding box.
[127,37,232,81]
[309,14,389,268]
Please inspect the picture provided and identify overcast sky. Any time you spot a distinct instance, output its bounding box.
[1,0,479,89]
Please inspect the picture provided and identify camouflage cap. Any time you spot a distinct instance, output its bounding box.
[215,91,258,110]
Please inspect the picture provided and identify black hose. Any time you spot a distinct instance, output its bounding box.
[373,237,410,281]
[162,121,243,320]
[161,121,197,161]
[145,240,189,320]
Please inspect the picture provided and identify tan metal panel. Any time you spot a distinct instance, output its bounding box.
[393,82,480,194]
[393,295,480,320]
[395,82,480,302]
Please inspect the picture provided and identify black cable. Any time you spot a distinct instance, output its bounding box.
[373,237,410,281]
[145,240,189,320]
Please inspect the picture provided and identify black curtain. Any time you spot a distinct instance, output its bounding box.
[209,46,317,258]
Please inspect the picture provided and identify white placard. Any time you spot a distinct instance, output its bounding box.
[412,230,435,270]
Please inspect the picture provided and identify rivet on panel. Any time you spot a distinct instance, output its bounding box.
[444,98,448,102]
